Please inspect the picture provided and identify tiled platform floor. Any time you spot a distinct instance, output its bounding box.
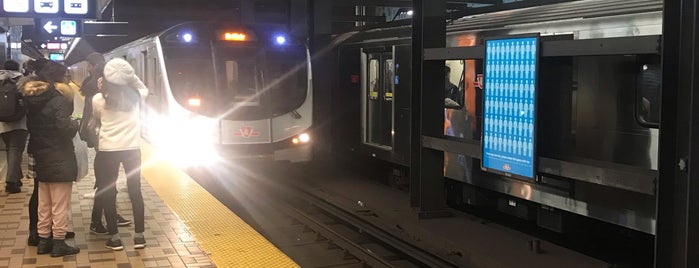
[0,151,215,268]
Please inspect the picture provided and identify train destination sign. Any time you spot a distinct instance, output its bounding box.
[481,35,539,179]
[1,0,96,18]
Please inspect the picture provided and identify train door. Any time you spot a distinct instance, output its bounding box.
[364,51,394,149]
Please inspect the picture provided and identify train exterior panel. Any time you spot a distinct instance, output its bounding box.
[71,21,313,164]
[334,0,660,234]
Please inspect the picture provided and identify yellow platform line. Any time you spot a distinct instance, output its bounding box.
[140,143,299,268]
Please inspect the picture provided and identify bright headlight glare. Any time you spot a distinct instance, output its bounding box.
[299,133,310,143]
[149,115,219,167]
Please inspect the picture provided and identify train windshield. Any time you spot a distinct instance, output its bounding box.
[164,45,308,120]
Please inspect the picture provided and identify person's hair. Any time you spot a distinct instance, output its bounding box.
[80,62,105,96]
[38,61,68,84]
[26,58,50,75]
[86,52,105,66]
[103,80,140,112]
[3,60,19,71]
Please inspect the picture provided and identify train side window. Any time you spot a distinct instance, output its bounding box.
[636,60,661,128]
[445,60,465,109]
[368,59,379,100]
[384,59,394,101]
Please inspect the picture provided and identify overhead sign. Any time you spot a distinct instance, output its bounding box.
[38,18,81,39]
[41,42,68,50]
[34,0,58,14]
[3,0,29,12]
[481,35,539,180]
[0,0,95,18]
[83,21,128,37]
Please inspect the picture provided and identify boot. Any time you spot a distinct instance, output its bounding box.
[27,231,38,246]
[50,239,80,257]
[36,237,52,254]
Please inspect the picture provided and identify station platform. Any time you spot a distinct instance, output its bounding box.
[0,144,298,268]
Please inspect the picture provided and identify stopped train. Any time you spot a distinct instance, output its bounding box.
[71,21,314,165]
[332,0,661,234]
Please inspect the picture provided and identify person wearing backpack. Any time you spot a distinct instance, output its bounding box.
[0,60,28,194]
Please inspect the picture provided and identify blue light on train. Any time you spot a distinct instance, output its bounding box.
[182,33,193,43]
[275,35,286,45]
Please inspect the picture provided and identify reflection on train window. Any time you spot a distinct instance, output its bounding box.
[368,59,379,100]
[384,59,394,101]
[637,62,660,127]
[225,60,259,104]
[165,58,215,108]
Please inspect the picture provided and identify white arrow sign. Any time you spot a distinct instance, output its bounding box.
[43,21,58,34]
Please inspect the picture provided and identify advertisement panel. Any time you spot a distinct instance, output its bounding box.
[481,35,539,179]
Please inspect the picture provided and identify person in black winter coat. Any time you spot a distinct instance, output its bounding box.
[20,74,81,257]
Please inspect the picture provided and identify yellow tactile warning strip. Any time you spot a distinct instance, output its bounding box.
[140,143,299,268]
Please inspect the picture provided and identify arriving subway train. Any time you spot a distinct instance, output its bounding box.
[333,0,661,234]
[71,21,313,166]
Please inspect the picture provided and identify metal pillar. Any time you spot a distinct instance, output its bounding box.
[410,0,450,218]
[655,0,699,267]
[309,0,334,170]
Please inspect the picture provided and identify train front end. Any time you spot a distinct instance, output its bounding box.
[150,22,312,166]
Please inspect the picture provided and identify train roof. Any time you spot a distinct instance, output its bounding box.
[335,0,662,44]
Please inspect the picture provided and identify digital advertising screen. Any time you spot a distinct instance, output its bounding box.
[481,35,538,179]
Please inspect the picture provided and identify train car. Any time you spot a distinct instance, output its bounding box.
[333,0,661,235]
[71,21,313,166]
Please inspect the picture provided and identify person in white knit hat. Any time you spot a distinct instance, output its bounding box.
[91,58,148,250]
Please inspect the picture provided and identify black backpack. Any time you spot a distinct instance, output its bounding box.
[0,79,25,122]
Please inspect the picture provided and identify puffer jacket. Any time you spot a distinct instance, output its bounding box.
[22,78,79,182]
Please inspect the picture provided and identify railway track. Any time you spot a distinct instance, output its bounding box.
[189,165,458,268]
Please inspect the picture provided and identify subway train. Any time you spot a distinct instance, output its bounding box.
[332,0,661,234]
[71,21,313,166]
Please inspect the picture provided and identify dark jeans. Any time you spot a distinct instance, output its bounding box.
[94,150,144,235]
[2,129,27,184]
[29,177,38,233]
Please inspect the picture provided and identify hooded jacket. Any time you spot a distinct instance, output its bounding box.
[22,77,79,182]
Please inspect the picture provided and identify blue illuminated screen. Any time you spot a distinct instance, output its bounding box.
[482,36,537,179]
[49,53,64,61]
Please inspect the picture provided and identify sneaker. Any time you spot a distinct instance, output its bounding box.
[50,239,79,257]
[133,237,146,249]
[117,215,131,227]
[5,182,20,193]
[105,239,124,251]
[90,222,109,235]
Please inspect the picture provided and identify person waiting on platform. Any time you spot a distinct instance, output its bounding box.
[20,62,81,257]
[78,53,131,235]
[0,60,28,194]
[92,58,149,250]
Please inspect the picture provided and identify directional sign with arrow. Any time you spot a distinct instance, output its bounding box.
[38,18,81,39]
[43,20,58,33]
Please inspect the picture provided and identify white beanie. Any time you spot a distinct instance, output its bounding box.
[103,58,138,86]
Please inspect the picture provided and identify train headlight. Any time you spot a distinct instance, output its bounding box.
[188,97,201,107]
[275,35,286,45]
[299,133,310,143]
[182,33,193,43]
[292,133,311,145]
